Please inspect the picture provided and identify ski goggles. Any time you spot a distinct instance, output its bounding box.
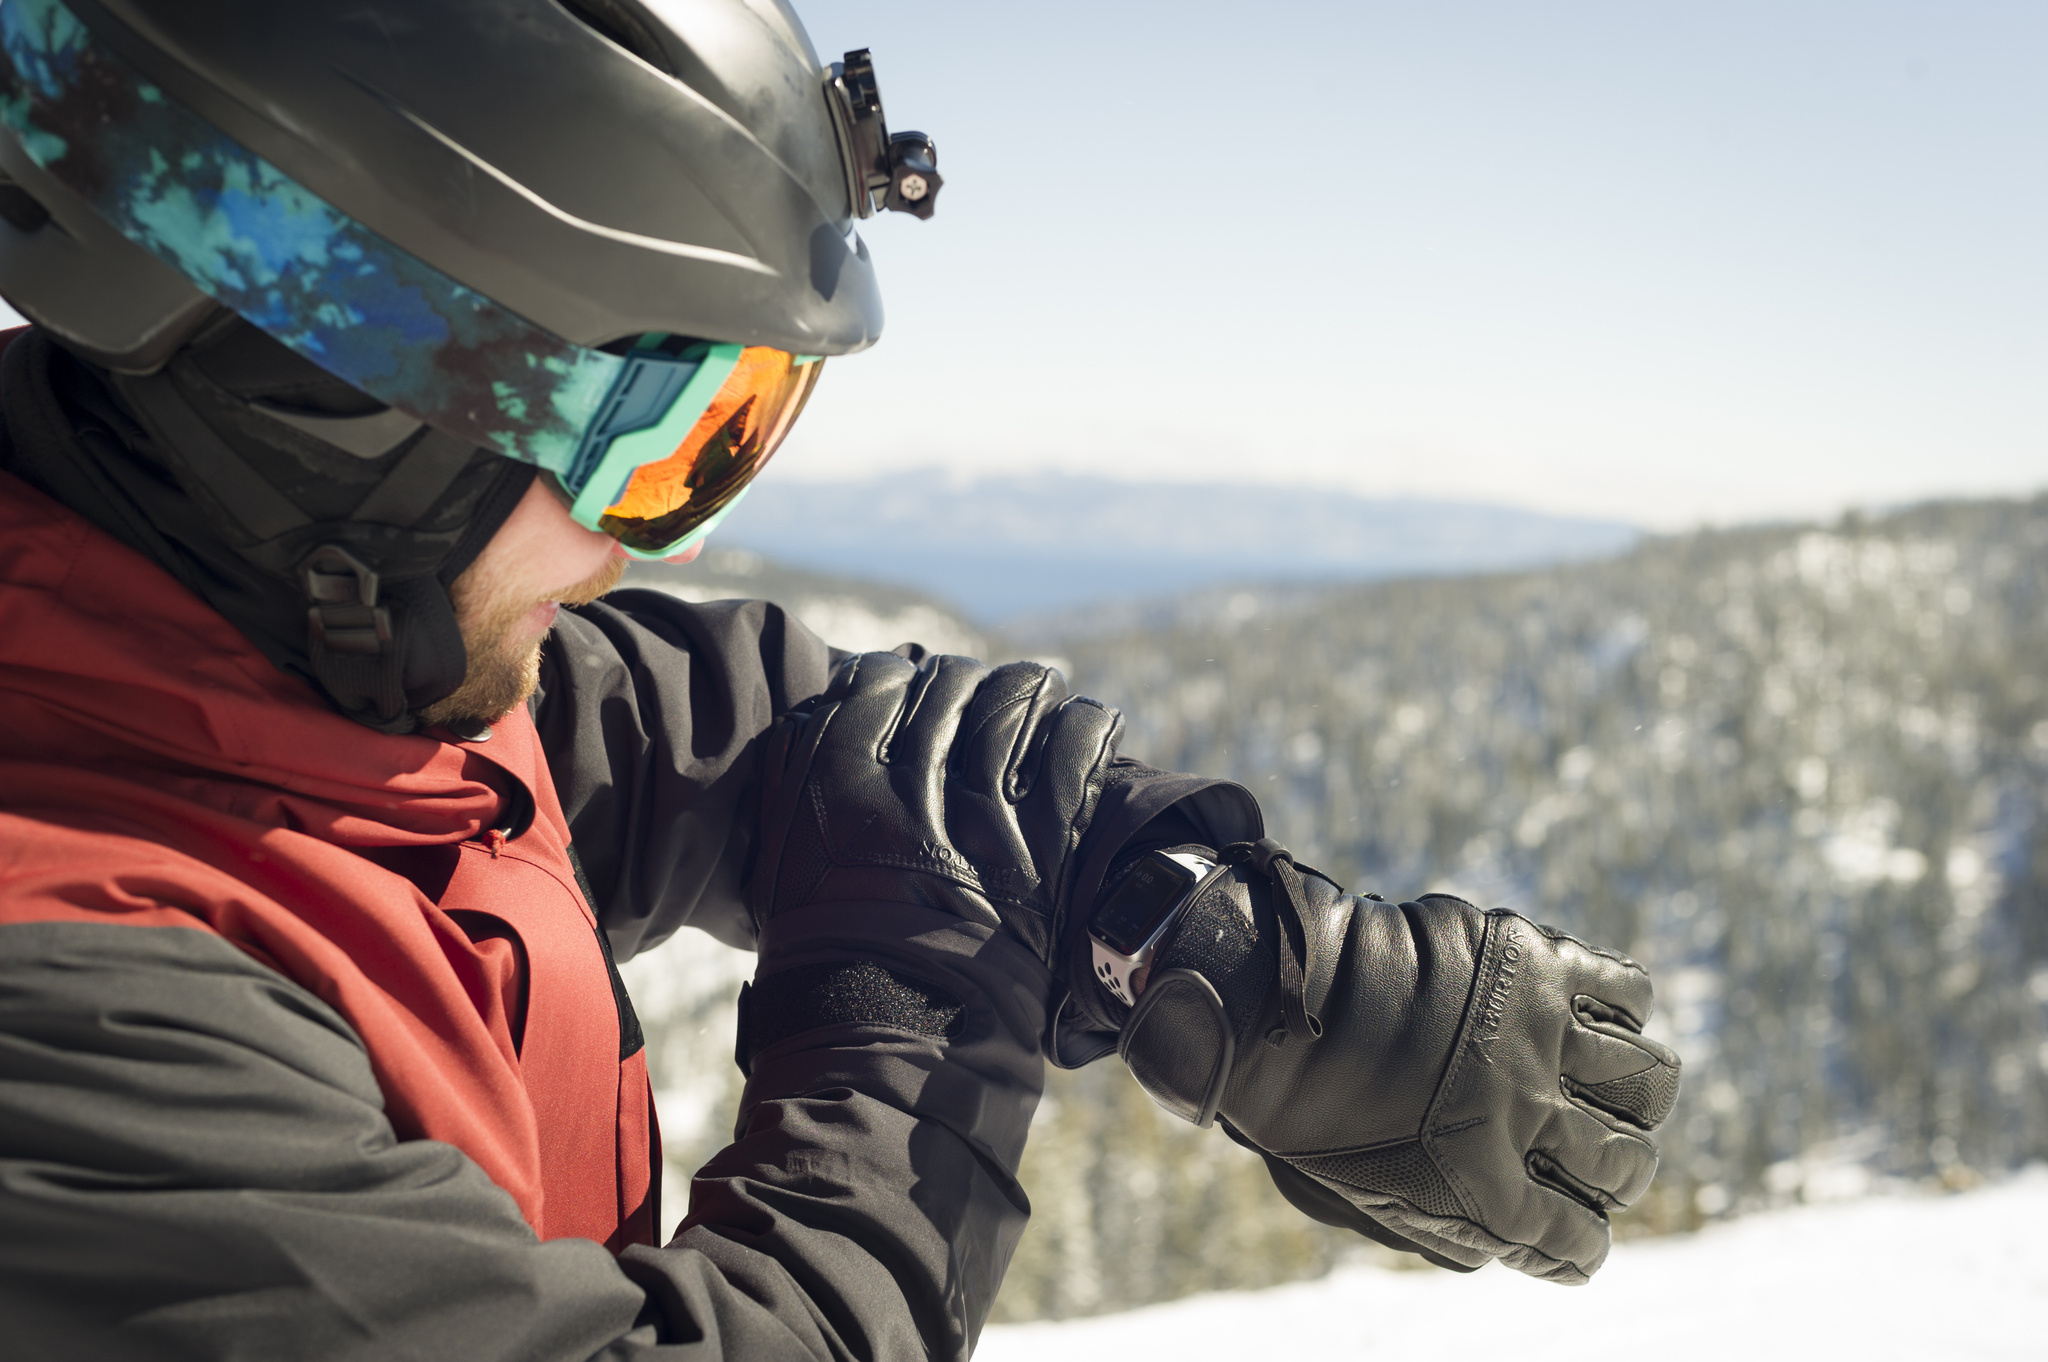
[0,0,823,558]
[559,339,823,557]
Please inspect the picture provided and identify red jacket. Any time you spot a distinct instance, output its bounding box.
[0,464,656,1250]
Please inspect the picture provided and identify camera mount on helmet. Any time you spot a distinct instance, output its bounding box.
[828,50,943,221]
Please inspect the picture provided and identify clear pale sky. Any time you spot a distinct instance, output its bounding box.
[7,2,2039,530]
[779,0,2048,528]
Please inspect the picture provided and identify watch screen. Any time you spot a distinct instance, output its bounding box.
[1092,855,1200,956]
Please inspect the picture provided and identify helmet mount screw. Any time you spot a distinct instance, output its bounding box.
[882,131,941,219]
[828,50,942,221]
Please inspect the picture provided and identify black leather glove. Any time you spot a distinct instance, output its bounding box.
[750,650,1122,965]
[748,650,1265,1075]
[735,650,1130,1351]
[1114,839,1680,1284]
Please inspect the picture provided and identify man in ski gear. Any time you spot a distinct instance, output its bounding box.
[0,0,1679,1356]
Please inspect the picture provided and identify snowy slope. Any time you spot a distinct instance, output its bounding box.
[978,1170,2048,1362]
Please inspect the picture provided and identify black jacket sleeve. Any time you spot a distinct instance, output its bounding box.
[533,589,840,961]
[0,919,1043,1361]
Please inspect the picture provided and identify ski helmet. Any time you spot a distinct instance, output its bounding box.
[0,0,939,730]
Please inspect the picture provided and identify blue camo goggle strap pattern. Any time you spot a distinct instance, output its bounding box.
[0,0,788,555]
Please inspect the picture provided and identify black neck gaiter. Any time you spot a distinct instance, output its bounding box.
[0,322,535,731]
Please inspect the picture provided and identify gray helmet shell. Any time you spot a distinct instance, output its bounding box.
[0,0,884,368]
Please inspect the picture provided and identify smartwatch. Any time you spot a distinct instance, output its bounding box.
[1088,850,1220,1006]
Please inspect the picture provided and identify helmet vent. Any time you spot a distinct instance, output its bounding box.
[555,0,677,76]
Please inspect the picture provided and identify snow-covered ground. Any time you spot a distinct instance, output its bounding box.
[979,1169,2048,1362]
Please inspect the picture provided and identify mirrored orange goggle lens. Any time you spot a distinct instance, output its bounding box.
[598,348,824,553]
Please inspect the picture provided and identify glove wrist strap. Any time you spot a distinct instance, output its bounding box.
[1118,969,1233,1126]
[1115,860,1280,1124]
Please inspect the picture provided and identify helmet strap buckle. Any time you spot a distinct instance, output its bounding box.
[302,544,392,656]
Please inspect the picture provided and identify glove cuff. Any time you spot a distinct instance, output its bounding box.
[744,902,1053,1171]
[737,961,965,1077]
[1118,968,1234,1126]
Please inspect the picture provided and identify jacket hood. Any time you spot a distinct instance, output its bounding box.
[0,323,536,734]
[0,461,523,846]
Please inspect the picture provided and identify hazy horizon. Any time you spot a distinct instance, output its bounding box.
[781,0,2048,531]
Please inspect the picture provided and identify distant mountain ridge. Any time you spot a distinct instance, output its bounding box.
[710,472,1640,623]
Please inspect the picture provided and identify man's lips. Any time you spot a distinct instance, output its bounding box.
[516,556,627,638]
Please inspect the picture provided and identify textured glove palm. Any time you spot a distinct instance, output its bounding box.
[1117,843,1680,1283]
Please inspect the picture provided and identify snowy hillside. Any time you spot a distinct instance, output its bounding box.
[1028,497,2048,1241]
[978,1169,2048,1362]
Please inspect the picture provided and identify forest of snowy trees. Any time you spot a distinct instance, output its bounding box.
[623,493,2048,1321]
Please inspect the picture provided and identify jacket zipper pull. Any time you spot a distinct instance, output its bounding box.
[484,828,508,858]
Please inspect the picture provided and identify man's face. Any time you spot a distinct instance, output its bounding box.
[415,476,627,727]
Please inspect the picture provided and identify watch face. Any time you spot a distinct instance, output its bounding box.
[1092,854,1201,956]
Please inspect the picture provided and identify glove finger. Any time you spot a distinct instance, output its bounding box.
[817,650,916,720]
[1497,1228,1607,1285]
[955,662,1064,798]
[1024,694,1120,811]
[808,651,918,780]
[1561,1010,1682,1129]
[814,649,888,705]
[1542,924,1657,1030]
[1009,696,1120,891]
[1511,1164,1618,1275]
[1536,1103,1661,1208]
[885,653,990,784]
